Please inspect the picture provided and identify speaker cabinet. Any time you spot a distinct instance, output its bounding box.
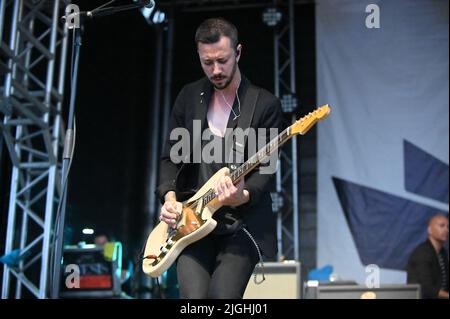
[244,261,301,299]
[60,245,122,298]
[305,284,421,299]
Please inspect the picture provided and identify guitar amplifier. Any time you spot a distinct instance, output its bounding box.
[305,283,421,299]
[244,261,302,299]
[59,244,122,298]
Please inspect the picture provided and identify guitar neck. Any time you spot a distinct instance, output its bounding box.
[201,126,292,207]
[199,104,331,208]
[230,126,291,182]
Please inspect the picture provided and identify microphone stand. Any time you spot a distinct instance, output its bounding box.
[50,0,154,299]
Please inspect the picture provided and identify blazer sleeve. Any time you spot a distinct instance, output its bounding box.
[241,94,283,208]
[155,86,187,203]
[407,246,440,299]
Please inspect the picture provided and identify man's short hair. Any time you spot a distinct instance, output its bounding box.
[428,213,449,226]
[195,17,239,51]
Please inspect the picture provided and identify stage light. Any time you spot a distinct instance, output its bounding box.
[271,192,284,212]
[82,228,94,235]
[135,0,167,25]
[262,7,282,27]
[140,6,153,19]
[281,94,298,113]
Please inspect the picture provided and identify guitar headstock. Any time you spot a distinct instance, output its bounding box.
[289,104,331,136]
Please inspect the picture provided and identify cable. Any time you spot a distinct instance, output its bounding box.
[49,116,77,293]
[242,227,266,284]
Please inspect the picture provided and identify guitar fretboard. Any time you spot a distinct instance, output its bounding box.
[201,126,291,207]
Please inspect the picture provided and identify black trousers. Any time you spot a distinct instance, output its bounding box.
[176,228,259,299]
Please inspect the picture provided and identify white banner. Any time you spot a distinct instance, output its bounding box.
[317,0,449,284]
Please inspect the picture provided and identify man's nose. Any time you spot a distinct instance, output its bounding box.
[213,62,222,75]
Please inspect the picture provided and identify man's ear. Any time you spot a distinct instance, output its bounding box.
[236,44,242,61]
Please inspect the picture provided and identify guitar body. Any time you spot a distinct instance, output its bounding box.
[142,167,229,277]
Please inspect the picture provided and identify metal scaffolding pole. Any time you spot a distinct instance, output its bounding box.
[1,0,69,299]
[270,0,300,261]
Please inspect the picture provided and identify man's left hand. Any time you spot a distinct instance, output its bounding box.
[214,168,250,206]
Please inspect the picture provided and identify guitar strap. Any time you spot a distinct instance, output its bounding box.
[226,85,260,170]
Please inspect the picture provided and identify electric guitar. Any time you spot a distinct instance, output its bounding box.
[142,104,331,277]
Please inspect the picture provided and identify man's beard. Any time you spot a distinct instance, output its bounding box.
[211,60,237,90]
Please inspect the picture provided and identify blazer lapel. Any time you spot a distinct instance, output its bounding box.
[189,78,212,163]
[194,77,212,130]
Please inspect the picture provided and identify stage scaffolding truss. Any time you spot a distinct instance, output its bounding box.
[1,0,69,299]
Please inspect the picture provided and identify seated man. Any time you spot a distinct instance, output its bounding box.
[406,214,449,299]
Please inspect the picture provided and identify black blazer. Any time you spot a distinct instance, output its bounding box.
[406,239,449,298]
[156,76,284,258]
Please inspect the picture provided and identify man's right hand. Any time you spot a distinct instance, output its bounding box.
[160,200,182,229]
